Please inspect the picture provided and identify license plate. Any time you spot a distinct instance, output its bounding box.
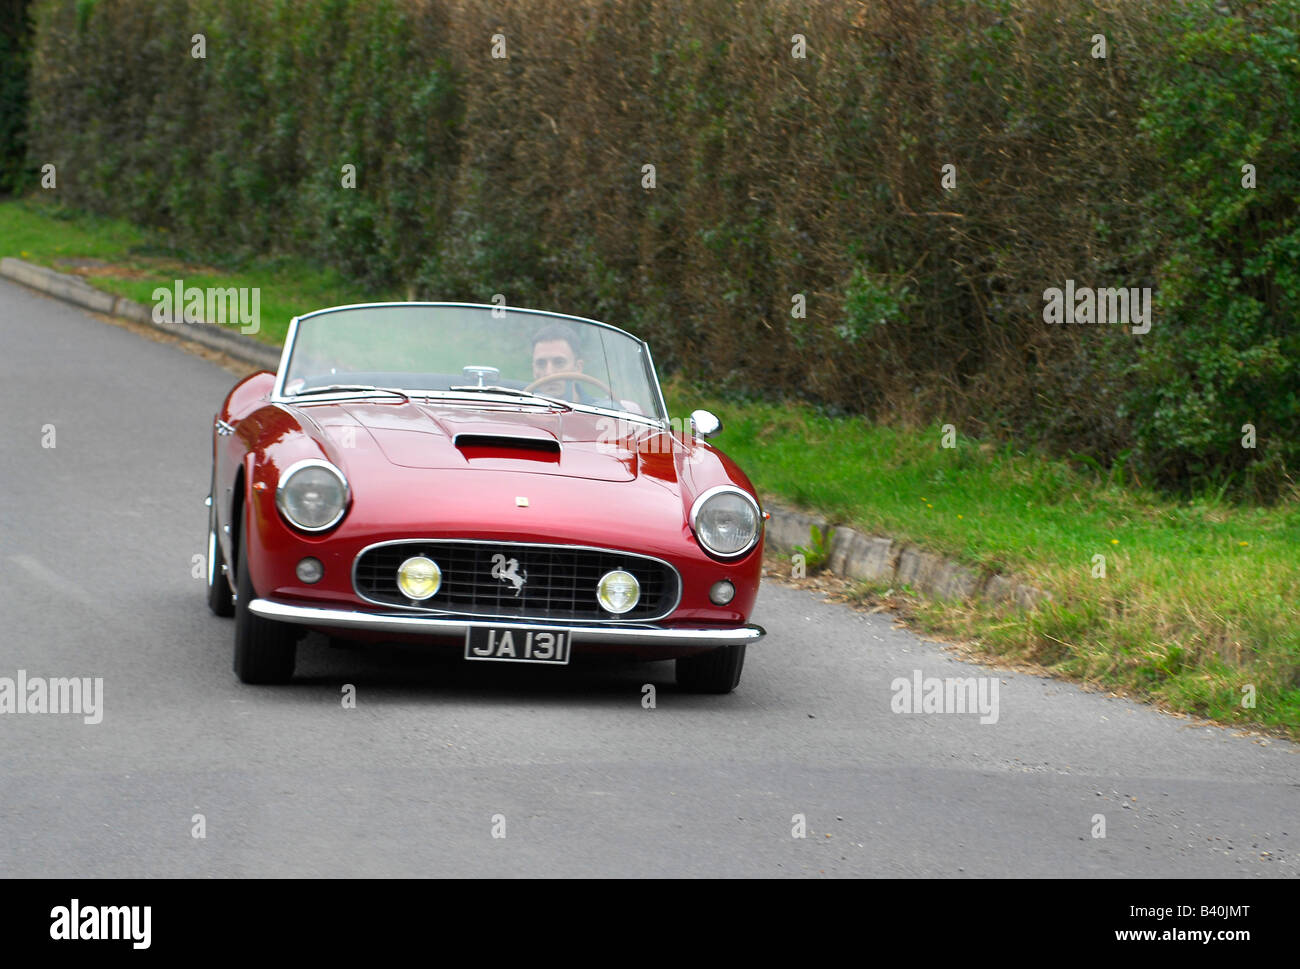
[464,626,570,665]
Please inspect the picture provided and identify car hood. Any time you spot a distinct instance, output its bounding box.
[264,397,742,553]
[313,399,669,483]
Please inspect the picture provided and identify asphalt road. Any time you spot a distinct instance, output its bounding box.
[1,277,1296,878]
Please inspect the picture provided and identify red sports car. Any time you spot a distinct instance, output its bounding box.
[207,302,765,692]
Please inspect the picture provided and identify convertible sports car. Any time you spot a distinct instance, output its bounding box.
[206,302,766,692]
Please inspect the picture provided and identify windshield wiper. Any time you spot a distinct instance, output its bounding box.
[445,385,572,411]
[290,384,410,402]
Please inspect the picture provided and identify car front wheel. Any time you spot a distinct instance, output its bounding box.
[232,507,297,684]
[676,643,746,694]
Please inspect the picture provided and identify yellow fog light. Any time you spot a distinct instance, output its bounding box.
[597,570,640,615]
[397,556,441,600]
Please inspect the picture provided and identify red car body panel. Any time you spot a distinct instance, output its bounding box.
[212,369,764,658]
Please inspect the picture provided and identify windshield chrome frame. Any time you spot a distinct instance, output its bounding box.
[269,302,669,427]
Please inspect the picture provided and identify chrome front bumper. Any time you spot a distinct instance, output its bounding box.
[249,599,764,649]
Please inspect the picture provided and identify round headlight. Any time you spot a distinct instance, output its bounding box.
[276,460,349,531]
[691,487,761,558]
[597,570,640,614]
[397,556,441,600]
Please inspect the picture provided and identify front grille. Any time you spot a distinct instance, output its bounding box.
[354,540,680,622]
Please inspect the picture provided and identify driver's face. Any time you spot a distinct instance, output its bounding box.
[531,339,582,396]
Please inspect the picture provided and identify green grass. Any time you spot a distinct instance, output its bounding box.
[0,199,382,344]
[4,196,1297,737]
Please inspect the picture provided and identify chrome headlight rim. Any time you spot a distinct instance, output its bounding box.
[275,458,350,533]
[689,485,762,559]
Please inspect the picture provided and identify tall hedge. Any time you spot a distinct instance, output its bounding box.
[0,0,31,193]
[22,0,1300,496]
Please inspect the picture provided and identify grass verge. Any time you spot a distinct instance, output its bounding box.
[674,386,1299,737]
[0,199,380,345]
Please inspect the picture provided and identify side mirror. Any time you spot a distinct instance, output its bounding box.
[689,409,722,441]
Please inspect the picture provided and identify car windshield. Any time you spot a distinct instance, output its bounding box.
[279,304,666,422]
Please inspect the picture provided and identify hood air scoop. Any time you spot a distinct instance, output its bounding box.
[454,432,562,458]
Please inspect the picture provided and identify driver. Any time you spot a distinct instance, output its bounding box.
[530,323,590,402]
[529,322,645,414]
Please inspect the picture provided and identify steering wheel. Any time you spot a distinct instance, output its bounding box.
[523,371,615,400]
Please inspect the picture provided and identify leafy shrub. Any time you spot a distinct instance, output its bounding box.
[1128,7,1300,496]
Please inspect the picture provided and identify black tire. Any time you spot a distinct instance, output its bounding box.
[676,643,746,694]
[206,496,235,617]
[232,507,297,684]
